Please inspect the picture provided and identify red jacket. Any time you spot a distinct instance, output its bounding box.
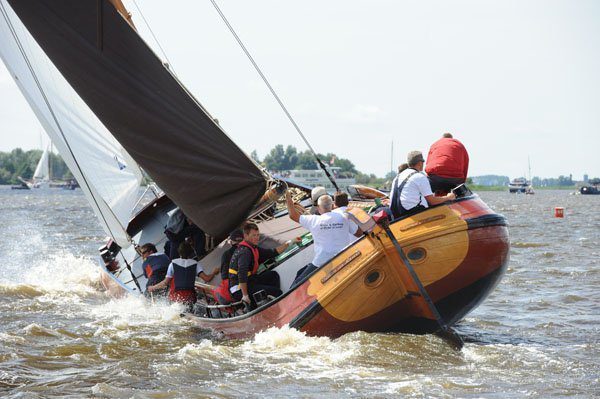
[425,138,469,179]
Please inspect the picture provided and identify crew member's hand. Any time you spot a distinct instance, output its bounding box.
[148,285,156,292]
[447,192,456,201]
[242,295,251,304]
[293,236,302,244]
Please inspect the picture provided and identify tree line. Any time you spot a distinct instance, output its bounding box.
[0,148,71,185]
[252,145,393,187]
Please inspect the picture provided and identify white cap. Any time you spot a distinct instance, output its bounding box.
[311,186,327,203]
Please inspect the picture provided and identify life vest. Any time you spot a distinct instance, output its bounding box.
[168,260,198,303]
[228,241,260,278]
[143,253,169,286]
[171,261,197,291]
[227,241,260,295]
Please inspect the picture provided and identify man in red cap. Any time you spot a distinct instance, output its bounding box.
[425,133,469,194]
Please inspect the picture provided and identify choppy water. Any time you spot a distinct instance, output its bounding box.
[0,187,598,398]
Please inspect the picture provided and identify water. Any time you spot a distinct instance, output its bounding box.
[0,187,598,398]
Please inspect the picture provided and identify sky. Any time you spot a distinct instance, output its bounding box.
[0,0,599,179]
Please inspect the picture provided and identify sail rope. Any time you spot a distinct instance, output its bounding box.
[0,0,125,244]
[131,0,176,75]
[207,0,340,192]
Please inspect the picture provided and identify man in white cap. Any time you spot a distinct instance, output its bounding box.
[309,186,327,215]
[389,150,455,219]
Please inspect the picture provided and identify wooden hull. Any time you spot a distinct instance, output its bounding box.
[186,195,509,339]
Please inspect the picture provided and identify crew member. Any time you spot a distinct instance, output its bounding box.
[212,229,243,304]
[164,208,206,260]
[332,192,362,243]
[390,151,456,219]
[425,132,469,193]
[228,222,298,306]
[286,192,358,286]
[140,243,170,297]
[147,242,218,310]
[309,186,327,215]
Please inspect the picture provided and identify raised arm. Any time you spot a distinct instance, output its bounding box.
[286,191,301,223]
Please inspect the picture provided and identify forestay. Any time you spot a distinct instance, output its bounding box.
[0,0,143,247]
[6,0,268,239]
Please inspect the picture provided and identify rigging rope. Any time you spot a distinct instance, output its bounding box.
[207,0,340,192]
[132,0,176,74]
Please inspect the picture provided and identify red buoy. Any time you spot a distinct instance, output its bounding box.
[554,207,564,218]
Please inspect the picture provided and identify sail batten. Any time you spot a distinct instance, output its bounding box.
[5,0,267,238]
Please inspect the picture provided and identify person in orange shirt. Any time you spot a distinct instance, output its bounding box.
[425,133,469,194]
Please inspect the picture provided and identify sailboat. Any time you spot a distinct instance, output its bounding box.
[10,144,49,189]
[0,1,509,340]
[30,144,50,187]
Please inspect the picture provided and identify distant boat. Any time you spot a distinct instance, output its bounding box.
[10,178,30,190]
[580,179,600,195]
[31,145,50,187]
[508,177,530,193]
[278,167,356,192]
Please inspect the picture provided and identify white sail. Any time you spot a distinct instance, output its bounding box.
[0,1,143,247]
[32,145,49,182]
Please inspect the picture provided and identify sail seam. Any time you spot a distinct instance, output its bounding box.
[0,0,123,242]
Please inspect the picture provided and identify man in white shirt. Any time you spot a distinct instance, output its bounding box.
[285,191,357,286]
[332,191,361,244]
[389,150,455,219]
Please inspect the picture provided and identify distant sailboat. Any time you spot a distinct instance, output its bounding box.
[525,156,535,195]
[31,145,50,187]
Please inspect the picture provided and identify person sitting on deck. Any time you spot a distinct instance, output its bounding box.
[147,242,218,310]
[332,192,362,243]
[220,229,244,281]
[389,150,456,219]
[212,229,244,305]
[286,192,358,287]
[425,132,469,194]
[140,243,170,298]
[228,222,298,307]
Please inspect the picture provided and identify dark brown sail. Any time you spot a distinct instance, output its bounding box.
[7,0,266,237]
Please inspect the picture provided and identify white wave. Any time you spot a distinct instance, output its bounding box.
[22,323,62,337]
[174,325,361,380]
[18,252,102,296]
[0,332,26,344]
[87,294,186,340]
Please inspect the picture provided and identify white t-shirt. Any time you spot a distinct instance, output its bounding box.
[166,258,204,278]
[299,211,357,267]
[332,206,359,243]
[390,168,433,210]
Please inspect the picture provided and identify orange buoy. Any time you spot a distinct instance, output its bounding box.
[554,207,564,218]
